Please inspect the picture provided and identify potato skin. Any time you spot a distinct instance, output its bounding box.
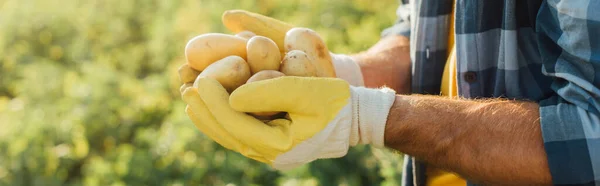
[246,70,285,83]
[235,31,256,40]
[246,36,281,74]
[185,33,247,71]
[280,50,317,77]
[284,28,336,77]
[195,56,251,92]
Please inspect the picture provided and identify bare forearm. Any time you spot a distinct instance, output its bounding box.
[350,35,411,94]
[384,95,552,185]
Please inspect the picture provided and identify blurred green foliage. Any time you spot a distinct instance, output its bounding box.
[0,0,405,185]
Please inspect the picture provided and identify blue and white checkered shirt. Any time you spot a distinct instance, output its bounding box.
[382,0,600,185]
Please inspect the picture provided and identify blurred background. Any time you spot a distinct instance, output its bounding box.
[0,0,406,185]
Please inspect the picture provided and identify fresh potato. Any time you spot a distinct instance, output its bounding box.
[246,36,281,74]
[185,33,247,71]
[246,70,285,83]
[284,28,336,77]
[235,31,256,40]
[178,64,200,83]
[246,70,286,118]
[280,50,317,77]
[195,56,251,92]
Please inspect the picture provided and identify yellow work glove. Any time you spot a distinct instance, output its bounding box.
[182,76,396,170]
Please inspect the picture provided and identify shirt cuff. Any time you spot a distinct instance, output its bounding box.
[539,96,600,185]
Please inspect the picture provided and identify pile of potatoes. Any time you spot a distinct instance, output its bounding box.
[178,27,336,119]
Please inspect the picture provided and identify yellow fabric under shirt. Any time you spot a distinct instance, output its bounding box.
[424,0,466,185]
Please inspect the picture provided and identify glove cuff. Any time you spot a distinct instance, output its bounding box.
[331,53,365,87]
[349,86,396,148]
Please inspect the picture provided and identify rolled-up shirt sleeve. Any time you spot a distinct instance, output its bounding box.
[536,0,600,185]
[381,0,412,38]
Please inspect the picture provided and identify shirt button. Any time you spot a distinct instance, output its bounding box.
[464,71,477,83]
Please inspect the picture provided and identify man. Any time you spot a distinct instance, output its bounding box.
[179,0,600,185]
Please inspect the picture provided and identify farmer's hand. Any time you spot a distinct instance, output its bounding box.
[181,76,396,170]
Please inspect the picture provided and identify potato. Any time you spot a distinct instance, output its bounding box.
[185,33,247,71]
[280,50,317,77]
[195,56,251,92]
[235,31,256,40]
[245,70,286,119]
[246,70,285,83]
[284,28,336,77]
[178,64,200,83]
[246,36,281,74]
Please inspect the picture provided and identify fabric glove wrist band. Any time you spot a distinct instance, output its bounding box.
[331,53,394,148]
[331,53,365,87]
[349,86,396,148]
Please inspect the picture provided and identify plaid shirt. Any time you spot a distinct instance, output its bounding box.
[382,0,600,185]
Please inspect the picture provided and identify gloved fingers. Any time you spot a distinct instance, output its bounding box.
[266,119,329,156]
[266,119,293,135]
[182,88,247,153]
[229,76,351,115]
[180,83,194,96]
[178,63,200,84]
[195,77,294,157]
[183,88,271,163]
[240,148,271,164]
